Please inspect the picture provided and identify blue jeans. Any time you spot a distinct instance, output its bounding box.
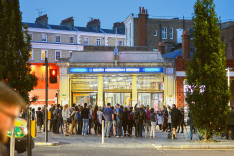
[82,119,89,135]
[105,121,112,137]
[116,119,123,136]
[190,123,201,140]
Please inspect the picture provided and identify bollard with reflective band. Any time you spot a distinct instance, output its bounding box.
[48,111,51,120]
[102,120,104,144]
[10,126,15,156]
[31,120,36,138]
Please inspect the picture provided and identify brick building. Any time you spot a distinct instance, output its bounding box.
[221,22,234,60]
[124,7,194,53]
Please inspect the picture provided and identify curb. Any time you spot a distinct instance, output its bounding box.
[35,142,59,146]
[152,144,234,149]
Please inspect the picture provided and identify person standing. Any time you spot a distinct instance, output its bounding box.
[88,105,93,135]
[58,106,63,134]
[81,103,90,135]
[69,104,76,134]
[93,105,98,135]
[157,113,163,130]
[177,107,184,133]
[78,106,83,135]
[52,105,58,134]
[228,107,234,140]
[167,108,172,132]
[36,107,44,133]
[0,82,25,156]
[145,105,151,137]
[171,104,180,139]
[162,106,168,132]
[74,106,79,135]
[122,107,129,137]
[62,104,70,136]
[135,105,146,138]
[150,108,157,138]
[127,107,134,136]
[97,107,103,136]
[116,104,124,137]
[103,103,114,137]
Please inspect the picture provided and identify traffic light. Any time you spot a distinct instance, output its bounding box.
[49,69,57,83]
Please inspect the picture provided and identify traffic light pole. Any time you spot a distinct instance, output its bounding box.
[45,57,48,142]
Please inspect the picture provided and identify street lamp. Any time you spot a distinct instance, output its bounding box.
[226,67,233,107]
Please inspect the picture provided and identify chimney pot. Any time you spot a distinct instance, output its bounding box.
[158,42,165,54]
[139,7,142,13]
[142,7,145,13]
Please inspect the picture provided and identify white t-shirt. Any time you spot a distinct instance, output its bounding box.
[157,115,163,125]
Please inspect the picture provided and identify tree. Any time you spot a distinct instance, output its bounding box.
[186,0,231,140]
[0,0,38,104]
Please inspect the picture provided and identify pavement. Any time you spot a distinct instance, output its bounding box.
[34,127,234,149]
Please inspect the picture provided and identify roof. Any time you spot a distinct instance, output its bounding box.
[22,22,49,29]
[162,49,182,59]
[74,26,102,33]
[69,51,166,63]
[22,22,124,35]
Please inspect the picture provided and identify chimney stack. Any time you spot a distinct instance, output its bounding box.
[87,19,101,30]
[138,7,148,46]
[60,17,74,29]
[182,30,191,59]
[158,42,165,54]
[35,14,48,27]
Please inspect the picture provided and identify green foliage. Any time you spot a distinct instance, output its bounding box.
[0,0,38,104]
[186,0,231,140]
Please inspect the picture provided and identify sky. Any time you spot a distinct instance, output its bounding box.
[19,0,234,29]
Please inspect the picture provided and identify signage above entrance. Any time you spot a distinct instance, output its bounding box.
[69,67,164,74]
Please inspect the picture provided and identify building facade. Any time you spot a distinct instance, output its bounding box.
[24,15,125,108]
[124,7,194,53]
[57,49,176,110]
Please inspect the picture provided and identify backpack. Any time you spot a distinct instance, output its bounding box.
[139,109,145,120]
[146,110,150,120]
[118,109,123,120]
[128,113,133,121]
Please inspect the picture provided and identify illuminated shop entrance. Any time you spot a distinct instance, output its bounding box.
[73,93,96,106]
[104,93,131,106]
[138,93,163,111]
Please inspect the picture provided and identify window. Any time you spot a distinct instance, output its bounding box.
[69,51,72,58]
[84,37,89,45]
[154,30,157,36]
[118,41,122,46]
[41,50,48,60]
[170,28,173,39]
[42,34,47,42]
[29,50,33,60]
[189,28,194,39]
[162,27,167,39]
[70,37,74,44]
[29,33,33,41]
[97,39,101,46]
[56,36,61,43]
[55,50,61,61]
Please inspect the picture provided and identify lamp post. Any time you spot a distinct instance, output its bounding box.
[45,57,48,142]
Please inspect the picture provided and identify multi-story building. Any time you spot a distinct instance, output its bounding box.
[23,14,125,108]
[124,7,194,53]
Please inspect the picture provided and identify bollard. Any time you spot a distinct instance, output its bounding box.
[10,126,15,156]
[102,120,104,144]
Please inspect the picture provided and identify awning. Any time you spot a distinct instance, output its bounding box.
[29,89,57,105]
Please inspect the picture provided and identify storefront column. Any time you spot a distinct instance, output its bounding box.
[132,75,137,106]
[98,74,103,107]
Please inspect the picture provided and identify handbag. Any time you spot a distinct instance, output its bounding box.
[67,118,72,123]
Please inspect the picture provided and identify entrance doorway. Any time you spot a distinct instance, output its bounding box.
[138,93,163,111]
[104,93,131,106]
[73,93,96,107]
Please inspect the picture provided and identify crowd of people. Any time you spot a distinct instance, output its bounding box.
[30,102,189,139]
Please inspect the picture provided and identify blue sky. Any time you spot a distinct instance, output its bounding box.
[19,0,234,29]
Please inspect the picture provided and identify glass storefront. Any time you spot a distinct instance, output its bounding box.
[104,93,131,106]
[138,93,163,111]
[73,93,96,106]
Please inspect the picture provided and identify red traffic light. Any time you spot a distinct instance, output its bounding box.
[50,69,57,83]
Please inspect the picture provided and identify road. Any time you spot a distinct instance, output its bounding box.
[15,146,234,156]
